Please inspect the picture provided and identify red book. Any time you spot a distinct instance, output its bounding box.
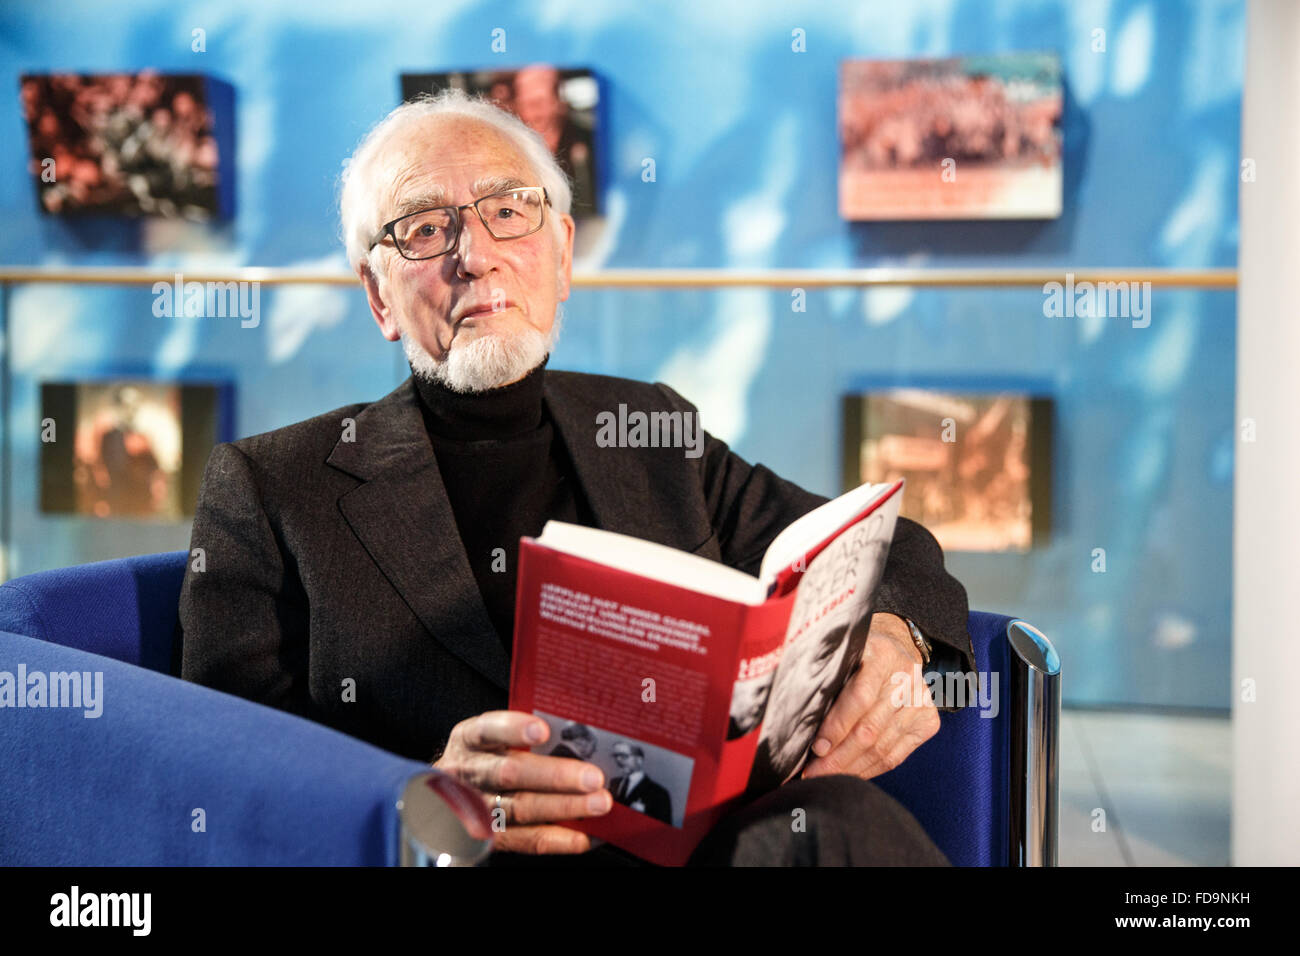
[508,479,904,865]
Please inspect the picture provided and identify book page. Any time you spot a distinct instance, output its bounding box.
[536,521,767,605]
[758,480,900,587]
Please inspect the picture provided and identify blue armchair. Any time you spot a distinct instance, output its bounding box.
[0,551,1059,866]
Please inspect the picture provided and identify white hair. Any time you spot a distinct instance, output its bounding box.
[338,87,573,277]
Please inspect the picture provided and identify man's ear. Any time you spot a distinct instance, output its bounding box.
[556,212,576,302]
[360,258,401,342]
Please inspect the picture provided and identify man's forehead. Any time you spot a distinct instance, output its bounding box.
[385,173,533,219]
[379,118,534,216]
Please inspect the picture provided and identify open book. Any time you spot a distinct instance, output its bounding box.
[508,479,903,865]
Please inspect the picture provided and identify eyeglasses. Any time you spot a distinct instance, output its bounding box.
[369,186,550,261]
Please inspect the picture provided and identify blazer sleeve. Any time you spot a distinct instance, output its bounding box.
[655,383,976,682]
[179,442,314,718]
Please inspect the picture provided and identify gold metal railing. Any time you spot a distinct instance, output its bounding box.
[0,267,1239,288]
[0,265,1240,583]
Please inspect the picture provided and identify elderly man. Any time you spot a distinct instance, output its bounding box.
[179,89,973,865]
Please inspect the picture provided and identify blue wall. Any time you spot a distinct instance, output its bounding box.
[0,0,1243,709]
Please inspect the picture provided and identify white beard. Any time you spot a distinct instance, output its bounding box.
[402,305,564,393]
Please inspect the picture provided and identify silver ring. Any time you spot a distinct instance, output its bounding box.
[494,793,504,811]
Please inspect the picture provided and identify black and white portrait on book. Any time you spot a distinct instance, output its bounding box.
[727,670,775,740]
[531,711,693,828]
[747,508,894,793]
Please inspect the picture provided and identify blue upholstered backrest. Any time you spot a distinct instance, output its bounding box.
[0,551,188,673]
[0,552,1018,866]
[874,610,1015,867]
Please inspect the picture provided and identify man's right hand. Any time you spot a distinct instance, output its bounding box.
[433,711,612,855]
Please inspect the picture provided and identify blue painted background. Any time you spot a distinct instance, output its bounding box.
[0,0,1242,709]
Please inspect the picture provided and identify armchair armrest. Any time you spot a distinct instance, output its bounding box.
[0,629,436,865]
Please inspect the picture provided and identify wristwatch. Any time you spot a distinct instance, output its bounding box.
[902,617,932,666]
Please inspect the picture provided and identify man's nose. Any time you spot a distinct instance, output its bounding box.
[453,208,496,277]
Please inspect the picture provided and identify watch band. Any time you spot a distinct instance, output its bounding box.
[903,617,932,666]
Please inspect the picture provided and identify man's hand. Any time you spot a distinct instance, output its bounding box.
[801,613,939,781]
[433,711,612,854]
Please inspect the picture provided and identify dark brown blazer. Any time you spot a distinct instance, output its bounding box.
[179,371,973,762]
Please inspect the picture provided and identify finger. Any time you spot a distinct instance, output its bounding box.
[846,728,925,781]
[804,691,908,778]
[494,824,592,855]
[811,701,940,781]
[459,750,606,795]
[808,661,887,760]
[490,789,613,827]
[811,626,921,758]
[458,711,550,751]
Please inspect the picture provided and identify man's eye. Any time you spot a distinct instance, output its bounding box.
[418,223,440,237]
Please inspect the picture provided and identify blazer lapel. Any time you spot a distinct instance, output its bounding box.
[326,379,511,691]
[544,371,714,553]
[322,370,715,695]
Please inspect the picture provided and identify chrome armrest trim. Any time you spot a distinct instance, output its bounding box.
[1006,620,1061,867]
[397,771,494,867]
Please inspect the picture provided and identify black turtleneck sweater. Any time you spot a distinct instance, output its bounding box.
[414,360,594,654]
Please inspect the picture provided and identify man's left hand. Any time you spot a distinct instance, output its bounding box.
[801,613,939,781]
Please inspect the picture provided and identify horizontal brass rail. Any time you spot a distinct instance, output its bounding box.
[0,267,1238,289]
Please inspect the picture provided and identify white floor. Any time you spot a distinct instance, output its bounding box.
[1058,709,1231,866]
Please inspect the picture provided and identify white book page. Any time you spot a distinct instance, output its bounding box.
[757,481,899,586]
[535,522,768,605]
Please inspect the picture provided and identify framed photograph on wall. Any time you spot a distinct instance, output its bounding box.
[842,388,1053,552]
[838,52,1063,220]
[19,71,236,219]
[400,67,602,218]
[39,380,233,520]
